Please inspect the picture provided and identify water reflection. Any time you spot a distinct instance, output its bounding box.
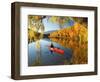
[28,38,73,66]
[50,37,88,64]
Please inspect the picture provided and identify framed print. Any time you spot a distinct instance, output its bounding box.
[11,2,98,80]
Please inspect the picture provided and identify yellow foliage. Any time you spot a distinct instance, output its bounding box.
[49,22,88,64]
[28,28,35,42]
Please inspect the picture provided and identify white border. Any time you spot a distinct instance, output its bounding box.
[20,7,95,75]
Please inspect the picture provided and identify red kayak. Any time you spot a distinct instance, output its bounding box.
[48,46,64,55]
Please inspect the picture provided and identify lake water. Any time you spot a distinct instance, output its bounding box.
[28,38,73,66]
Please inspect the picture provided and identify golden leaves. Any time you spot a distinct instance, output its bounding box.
[49,22,88,64]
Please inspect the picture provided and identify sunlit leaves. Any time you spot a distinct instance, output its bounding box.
[28,16,44,44]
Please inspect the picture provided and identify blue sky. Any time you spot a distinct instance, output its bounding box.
[42,18,60,32]
[42,17,74,32]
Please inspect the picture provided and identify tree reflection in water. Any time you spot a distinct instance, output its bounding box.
[49,37,87,64]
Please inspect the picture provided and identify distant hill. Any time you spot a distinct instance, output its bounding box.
[44,30,58,34]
